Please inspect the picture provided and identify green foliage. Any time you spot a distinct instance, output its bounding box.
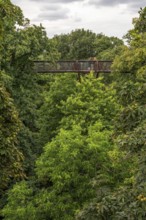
[35,123,113,220]
[0,81,24,193]
[125,7,146,47]
[132,7,146,34]
[54,29,97,60]
[68,29,97,59]
[0,0,59,174]
[1,24,48,72]
[2,72,119,220]
[54,29,123,60]
[38,73,118,146]
[37,73,77,146]
[1,181,36,220]
[76,186,146,220]
[3,2,146,220]
[38,38,60,61]
[0,0,24,39]
[95,35,123,60]
[0,0,25,195]
[53,34,70,60]
[77,7,146,219]
[60,74,118,131]
[2,123,113,220]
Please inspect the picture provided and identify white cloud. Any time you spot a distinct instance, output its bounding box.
[11,0,143,38]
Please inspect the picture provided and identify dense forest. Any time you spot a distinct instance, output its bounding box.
[1,0,146,219]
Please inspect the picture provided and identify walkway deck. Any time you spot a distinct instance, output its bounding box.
[34,60,112,74]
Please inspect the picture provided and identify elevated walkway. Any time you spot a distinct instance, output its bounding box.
[34,60,112,74]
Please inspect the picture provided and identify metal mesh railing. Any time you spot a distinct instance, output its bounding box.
[34,60,112,73]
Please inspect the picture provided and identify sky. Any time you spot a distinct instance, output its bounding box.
[11,0,146,39]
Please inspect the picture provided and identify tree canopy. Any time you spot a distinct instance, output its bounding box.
[1,1,146,220]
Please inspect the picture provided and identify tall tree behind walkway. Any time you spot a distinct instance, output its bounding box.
[0,80,24,194]
[0,0,24,207]
[0,0,60,174]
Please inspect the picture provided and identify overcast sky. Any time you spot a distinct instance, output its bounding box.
[11,0,146,39]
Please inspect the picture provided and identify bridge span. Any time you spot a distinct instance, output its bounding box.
[34,60,112,74]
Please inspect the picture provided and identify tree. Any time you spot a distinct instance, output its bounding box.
[95,34,123,59]
[0,81,24,194]
[60,74,118,131]
[1,181,36,220]
[68,29,97,59]
[125,7,146,47]
[53,29,123,60]
[0,0,60,174]
[76,7,146,219]
[37,73,77,147]
[53,34,70,60]
[2,73,119,220]
[35,123,113,220]
[0,0,25,193]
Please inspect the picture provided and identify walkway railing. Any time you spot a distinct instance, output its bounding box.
[33,60,112,74]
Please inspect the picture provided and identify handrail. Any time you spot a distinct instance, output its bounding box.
[33,60,112,73]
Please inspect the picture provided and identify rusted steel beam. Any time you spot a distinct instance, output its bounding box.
[33,60,112,74]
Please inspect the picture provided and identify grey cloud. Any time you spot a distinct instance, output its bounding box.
[30,0,84,3]
[129,1,146,11]
[35,6,69,21]
[40,4,61,11]
[38,11,68,20]
[89,0,128,7]
[74,17,82,22]
[89,0,146,11]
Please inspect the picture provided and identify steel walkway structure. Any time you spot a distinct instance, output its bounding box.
[34,60,112,74]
